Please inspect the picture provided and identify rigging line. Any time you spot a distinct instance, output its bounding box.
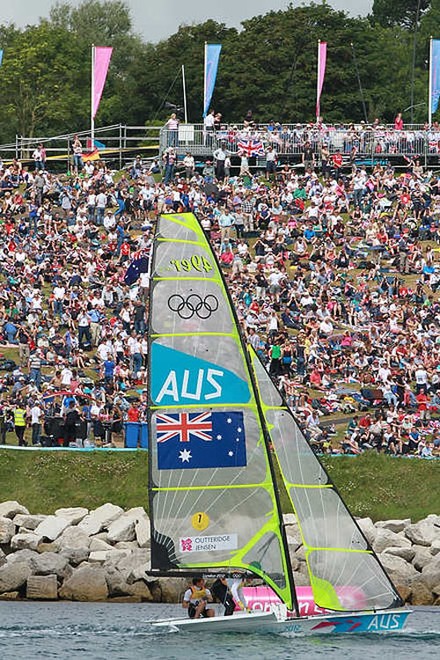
[153,67,182,123]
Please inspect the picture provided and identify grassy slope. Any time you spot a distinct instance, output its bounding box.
[0,450,437,521]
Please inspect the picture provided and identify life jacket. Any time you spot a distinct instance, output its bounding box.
[190,585,207,600]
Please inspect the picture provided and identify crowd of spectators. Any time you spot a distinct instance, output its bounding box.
[0,124,439,457]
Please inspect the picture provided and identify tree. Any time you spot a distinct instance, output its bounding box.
[372,0,430,30]
[0,22,89,139]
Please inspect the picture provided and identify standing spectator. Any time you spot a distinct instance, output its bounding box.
[30,399,43,446]
[265,146,277,179]
[14,402,27,446]
[183,152,195,180]
[32,144,44,171]
[165,113,179,147]
[72,135,84,173]
[302,140,315,172]
[163,148,176,185]
[28,351,42,391]
[213,145,227,181]
[394,113,404,130]
[204,108,215,147]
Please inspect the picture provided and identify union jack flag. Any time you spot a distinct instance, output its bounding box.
[237,139,265,158]
[156,411,213,443]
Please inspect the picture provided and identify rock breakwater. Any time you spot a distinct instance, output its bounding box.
[0,501,439,606]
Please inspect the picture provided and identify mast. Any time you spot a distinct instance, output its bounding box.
[245,347,299,617]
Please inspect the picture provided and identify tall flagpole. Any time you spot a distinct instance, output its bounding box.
[91,44,95,146]
[429,36,433,127]
[316,40,321,122]
[203,41,207,117]
[182,64,188,123]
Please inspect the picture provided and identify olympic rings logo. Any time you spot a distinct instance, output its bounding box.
[167,293,219,319]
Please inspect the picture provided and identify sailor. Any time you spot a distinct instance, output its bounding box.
[211,574,251,615]
[182,577,215,619]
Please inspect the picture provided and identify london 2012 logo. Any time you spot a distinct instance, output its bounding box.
[168,294,219,319]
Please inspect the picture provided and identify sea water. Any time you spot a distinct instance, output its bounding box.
[0,603,438,659]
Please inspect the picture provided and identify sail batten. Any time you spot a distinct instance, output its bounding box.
[147,213,295,610]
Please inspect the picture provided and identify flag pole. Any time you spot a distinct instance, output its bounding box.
[429,36,433,127]
[182,64,188,123]
[203,41,207,118]
[316,40,321,122]
[91,44,95,147]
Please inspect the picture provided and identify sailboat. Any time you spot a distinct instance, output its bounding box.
[147,212,411,635]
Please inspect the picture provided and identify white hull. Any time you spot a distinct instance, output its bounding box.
[150,608,411,636]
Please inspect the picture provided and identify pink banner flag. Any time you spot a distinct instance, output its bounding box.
[92,46,113,119]
[316,41,327,120]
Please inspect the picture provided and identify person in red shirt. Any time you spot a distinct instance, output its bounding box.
[127,402,140,422]
[394,112,404,130]
[415,389,430,425]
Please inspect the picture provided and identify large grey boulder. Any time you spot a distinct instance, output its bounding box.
[114,541,140,551]
[106,508,147,544]
[55,508,89,525]
[373,529,411,554]
[409,576,434,606]
[135,517,150,549]
[0,548,6,568]
[375,519,411,534]
[107,517,136,544]
[0,517,15,544]
[89,549,128,564]
[104,548,152,583]
[31,552,71,579]
[421,555,440,589]
[426,514,440,528]
[55,527,92,551]
[430,538,440,556]
[89,538,114,553]
[13,514,46,531]
[60,547,90,566]
[34,516,71,542]
[283,514,297,526]
[59,566,109,601]
[0,561,32,592]
[357,518,377,546]
[412,546,433,571]
[10,532,43,551]
[78,504,123,536]
[157,577,188,603]
[0,502,29,519]
[379,553,418,586]
[405,520,439,547]
[5,549,39,568]
[26,575,58,600]
[382,546,415,563]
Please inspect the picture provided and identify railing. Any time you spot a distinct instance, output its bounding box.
[0,124,162,168]
[159,123,440,166]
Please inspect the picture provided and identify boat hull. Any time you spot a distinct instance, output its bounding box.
[150,608,411,635]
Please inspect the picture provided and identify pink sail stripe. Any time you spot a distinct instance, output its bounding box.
[92,46,113,119]
[316,41,327,119]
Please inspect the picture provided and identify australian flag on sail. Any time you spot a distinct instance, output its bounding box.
[156,411,246,470]
[123,249,149,285]
[237,139,265,158]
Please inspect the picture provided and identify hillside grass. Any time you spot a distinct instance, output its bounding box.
[0,449,437,522]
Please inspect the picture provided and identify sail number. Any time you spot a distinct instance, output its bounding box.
[170,255,213,273]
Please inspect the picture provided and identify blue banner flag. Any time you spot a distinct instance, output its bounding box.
[156,411,246,469]
[203,43,222,117]
[0,50,3,67]
[431,39,440,115]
